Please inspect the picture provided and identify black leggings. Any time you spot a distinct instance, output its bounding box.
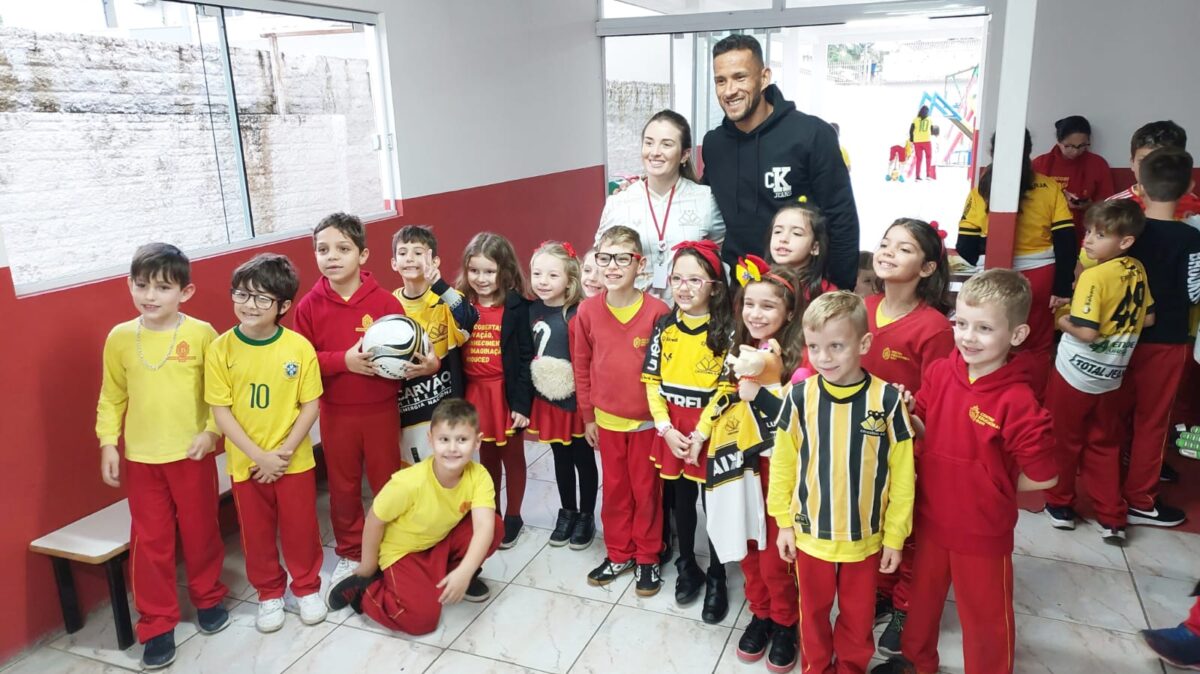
[550,436,598,514]
[669,477,726,580]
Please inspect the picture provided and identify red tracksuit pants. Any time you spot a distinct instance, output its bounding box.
[901,529,1015,674]
[1044,369,1126,526]
[598,427,663,565]
[795,549,880,674]
[1186,597,1200,636]
[1121,343,1190,511]
[321,401,402,561]
[362,513,503,635]
[912,141,933,179]
[231,470,323,601]
[126,456,228,643]
[742,457,800,626]
[875,538,915,611]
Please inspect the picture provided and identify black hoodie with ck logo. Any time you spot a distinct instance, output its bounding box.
[701,84,859,290]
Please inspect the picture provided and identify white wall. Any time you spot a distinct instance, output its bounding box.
[1025,0,1200,166]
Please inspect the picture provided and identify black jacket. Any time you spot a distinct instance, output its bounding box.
[701,85,859,289]
[498,291,535,416]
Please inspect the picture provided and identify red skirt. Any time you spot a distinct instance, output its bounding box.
[465,377,514,446]
[651,405,706,482]
[528,397,585,445]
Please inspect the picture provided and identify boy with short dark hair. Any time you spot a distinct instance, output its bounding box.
[771,291,915,674]
[1107,121,1200,226]
[96,243,228,669]
[206,253,326,633]
[390,225,477,466]
[1044,200,1153,543]
[293,213,437,587]
[324,398,501,634]
[874,269,1058,674]
[1118,148,1200,528]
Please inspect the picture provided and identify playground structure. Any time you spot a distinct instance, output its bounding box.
[905,65,980,180]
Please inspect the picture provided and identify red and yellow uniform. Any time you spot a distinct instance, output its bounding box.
[770,374,915,673]
[205,326,324,601]
[96,315,226,643]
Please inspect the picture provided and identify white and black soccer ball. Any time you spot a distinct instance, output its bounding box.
[362,314,428,379]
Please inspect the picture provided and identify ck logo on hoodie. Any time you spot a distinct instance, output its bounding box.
[764,166,793,199]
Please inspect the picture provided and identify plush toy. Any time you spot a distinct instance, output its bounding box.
[530,355,575,401]
[726,339,784,386]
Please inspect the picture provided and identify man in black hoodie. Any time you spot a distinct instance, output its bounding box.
[702,35,859,290]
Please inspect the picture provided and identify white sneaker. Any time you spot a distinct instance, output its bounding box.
[256,598,286,633]
[297,592,328,625]
[331,557,357,586]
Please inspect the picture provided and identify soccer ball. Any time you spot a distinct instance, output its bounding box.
[361,314,428,379]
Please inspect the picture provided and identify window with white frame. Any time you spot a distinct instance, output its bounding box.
[0,0,395,293]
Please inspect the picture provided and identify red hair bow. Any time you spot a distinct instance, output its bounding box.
[539,240,578,258]
[929,220,949,249]
[672,240,724,280]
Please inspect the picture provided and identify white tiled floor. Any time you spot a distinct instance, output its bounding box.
[4,441,1187,673]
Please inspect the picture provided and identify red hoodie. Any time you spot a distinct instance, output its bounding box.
[1032,146,1115,240]
[912,350,1057,556]
[861,294,954,393]
[292,271,404,406]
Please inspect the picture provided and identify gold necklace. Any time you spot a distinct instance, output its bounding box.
[136,314,184,371]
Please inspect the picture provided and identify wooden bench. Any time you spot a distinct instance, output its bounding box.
[29,454,232,650]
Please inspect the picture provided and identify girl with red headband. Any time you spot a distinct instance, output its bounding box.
[861,218,954,658]
[641,240,734,621]
[527,240,599,550]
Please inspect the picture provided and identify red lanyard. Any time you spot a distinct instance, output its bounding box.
[645,181,676,249]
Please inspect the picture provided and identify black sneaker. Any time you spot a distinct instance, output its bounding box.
[1098,523,1127,547]
[674,558,705,605]
[767,621,798,673]
[737,615,773,662]
[871,657,917,674]
[874,591,894,626]
[635,563,662,597]
[701,575,729,624]
[142,631,176,670]
[464,571,490,603]
[587,557,635,586]
[659,539,674,566]
[549,509,578,547]
[569,512,595,550]
[325,571,379,613]
[1161,462,1181,483]
[500,515,523,549]
[878,609,907,656]
[196,604,230,634]
[1128,500,1187,527]
[1044,504,1077,530]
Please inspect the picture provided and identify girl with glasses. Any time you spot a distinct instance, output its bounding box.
[1032,115,1115,243]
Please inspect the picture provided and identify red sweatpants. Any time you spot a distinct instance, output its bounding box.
[901,529,1015,674]
[875,537,915,611]
[1171,356,1200,428]
[795,549,880,674]
[1018,264,1055,399]
[1044,369,1126,526]
[742,457,800,626]
[480,431,527,519]
[1121,343,1189,511]
[598,427,663,565]
[126,456,227,643]
[321,401,402,561]
[362,513,503,635]
[231,470,323,601]
[1185,597,1200,636]
[912,141,933,180]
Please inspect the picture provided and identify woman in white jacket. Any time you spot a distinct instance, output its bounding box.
[595,110,725,305]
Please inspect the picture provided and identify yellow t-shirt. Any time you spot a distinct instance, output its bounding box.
[96,316,219,463]
[840,145,852,170]
[393,286,469,359]
[875,304,896,328]
[374,458,496,569]
[958,173,1074,268]
[911,116,932,143]
[204,326,323,482]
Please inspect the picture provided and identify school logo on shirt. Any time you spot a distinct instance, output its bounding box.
[969,405,1000,429]
[633,336,650,349]
[764,166,793,199]
[723,415,741,436]
[881,347,909,362]
[696,355,722,376]
[427,322,448,345]
[459,500,472,514]
[284,361,300,379]
[166,340,195,362]
[860,410,888,437]
[355,314,374,333]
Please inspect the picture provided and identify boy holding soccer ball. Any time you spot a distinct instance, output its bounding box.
[292,213,439,588]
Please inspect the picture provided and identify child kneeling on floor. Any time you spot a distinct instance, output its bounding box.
[325,398,503,634]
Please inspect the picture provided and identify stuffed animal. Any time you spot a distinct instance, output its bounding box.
[726,339,783,386]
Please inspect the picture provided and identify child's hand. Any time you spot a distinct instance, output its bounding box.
[254,449,291,480]
[776,527,797,563]
[879,546,902,574]
[910,414,925,438]
[511,411,530,430]
[186,431,218,460]
[585,422,599,448]
[685,435,705,466]
[436,566,471,605]
[345,339,376,376]
[1049,295,1070,310]
[404,351,440,379]
[424,253,442,286]
[354,559,380,578]
[663,428,691,458]
[738,378,762,402]
[100,445,121,488]
[894,384,915,409]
